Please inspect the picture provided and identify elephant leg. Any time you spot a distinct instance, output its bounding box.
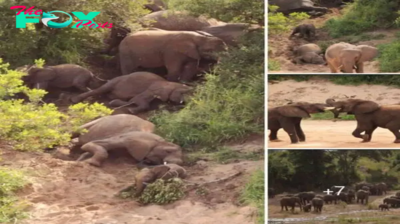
[327,62,339,73]
[78,142,109,167]
[293,118,305,142]
[363,125,377,142]
[269,129,281,141]
[385,122,400,143]
[126,94,153,114]
[280,118,299,144]
[180,60,199,83]
[109,99,130,107]
[164,53,187,82]
[352,123,368,141]
[119,52,138,75]
[355,62,364,73]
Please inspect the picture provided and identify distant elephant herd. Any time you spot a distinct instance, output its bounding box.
[269,182,392,213]
[289,23,378,73]
[268,99,400,144]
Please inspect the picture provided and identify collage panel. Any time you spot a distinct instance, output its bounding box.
[268,74,400,149]
[268,149,400,223]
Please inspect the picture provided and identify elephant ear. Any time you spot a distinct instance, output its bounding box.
[151,165,171,179]
[353,101,380,114]
[174,41,201,60]
[357,45,378,62]
[276,105,310,118]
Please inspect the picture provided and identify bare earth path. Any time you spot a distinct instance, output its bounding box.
[0,136,264,224]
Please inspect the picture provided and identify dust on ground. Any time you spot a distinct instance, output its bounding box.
[268,6,400,74]
[268,78,400,148]
[268,192,400,223]
[0,136,264,224]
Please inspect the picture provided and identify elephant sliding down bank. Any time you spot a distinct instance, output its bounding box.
[72,114,183,167]
[326,98,400,143]
[268,102,334,143]
[71,72,192,114]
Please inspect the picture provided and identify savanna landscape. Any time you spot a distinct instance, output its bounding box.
[268,150,400,224]
[0,0,264,223]
[268,0,400,73]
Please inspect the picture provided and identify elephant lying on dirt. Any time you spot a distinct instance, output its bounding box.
[280,196,302,212]
[118,30,227,81]
[268,102,334,143]
[289,24,316,40]
[22,64,105,92]
[71,72,193,114]
[200,23,262,46]
[325,42,378,73]
[133,163,187,197]
[292,43,325,65]
[326,98,400,143]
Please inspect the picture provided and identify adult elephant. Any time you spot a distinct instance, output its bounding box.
[269,0,329,16]
[383,198,400,208]
[296,191,316,204]
[118,30,227,81]
[71,72,193,114]
[280,196,302,212]
[323,194,337,204]
[347,190,356,203]
[325,42,379,73]
[200,23,262,46]
[356,190,369,205]
[376,182,388,195]
[268,102,334,143]
[311,198,323,213]
[326,98,400,143]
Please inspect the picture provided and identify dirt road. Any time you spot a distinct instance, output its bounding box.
[269,120,400,149]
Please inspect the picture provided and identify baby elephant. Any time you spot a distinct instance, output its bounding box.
[303,204,312,212]
[379,204,389,211]
[134,163,187,197]
[289,24,316,40]
[293,43,325,65]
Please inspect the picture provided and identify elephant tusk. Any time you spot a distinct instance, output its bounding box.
[164,161,167,165]
[323,107,336,110]
[180,100,183,104]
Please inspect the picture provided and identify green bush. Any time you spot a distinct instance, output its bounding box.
[0,60,112,151]
[325,0,400,37]
[0,168,28,223]
[241,170,264,224]
[377,40,400,72]
[268,59,281,71]
[268,5,310,35]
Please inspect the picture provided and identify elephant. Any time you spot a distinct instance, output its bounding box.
[144,0,167,12]
[118,30,227,81]
[280,196,303,212]
[76,131,183,167]
[347,190,356,203]
[356,190,369,205]
[323,194,337,204]
[311,198,323,213]
[361,186,370,193]
[383,198,400,208]
[22,64,105,92]
[303,204,312,212]
[289,24,316,40]
[376,182,388,195]
[292,43,325,65]
[102,25,132,56]
[134,163,186,197]
[296,191,316,204]
[70,72,193,114]
[326,98,400,143]
[337,192,349,203]
[269,0,329,16]
[325,42,379,73]
[379,204,389,211]
[268,102,334,143]
[200,23,262,46]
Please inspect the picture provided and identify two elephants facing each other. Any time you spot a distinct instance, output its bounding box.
[325,42,379,73]
[71,71,193,114]
[268,102,335,143]
[326,98,400,143]
[71,114,184,167]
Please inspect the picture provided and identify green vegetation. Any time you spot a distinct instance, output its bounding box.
[267,5,309,35]
[213,147,264,164]
[269,150,398,193]
[241,170,264,224]
[0,168,28,223]
[309,111,355,121]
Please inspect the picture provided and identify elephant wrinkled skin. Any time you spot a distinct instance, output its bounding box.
[325,42,378,73]
[326,98,400,143]
[134,163,187,197]
[71,72,193,114]
[118,30,227,81]
[268,102,334,143]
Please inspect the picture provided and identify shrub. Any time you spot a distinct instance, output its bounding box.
[0,59,112,151]
[325,0,400,38]
[241,170,264,224]
[268,5,310,35]
[377,40,400,72]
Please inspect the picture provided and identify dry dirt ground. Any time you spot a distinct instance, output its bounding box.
[267,7,400,74]
[0,136,264,224]
[268,78,400,148]
[268,191,400,223]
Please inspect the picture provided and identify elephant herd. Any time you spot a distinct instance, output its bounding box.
[289,23,378,73]
[278,182,388,213]
[268,99,400,144]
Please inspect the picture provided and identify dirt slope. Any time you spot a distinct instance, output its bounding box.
[0,136,264,224]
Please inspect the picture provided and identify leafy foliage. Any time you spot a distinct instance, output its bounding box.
[267,5,310,35]
[377,40,400,72]
[241,170,264,224]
